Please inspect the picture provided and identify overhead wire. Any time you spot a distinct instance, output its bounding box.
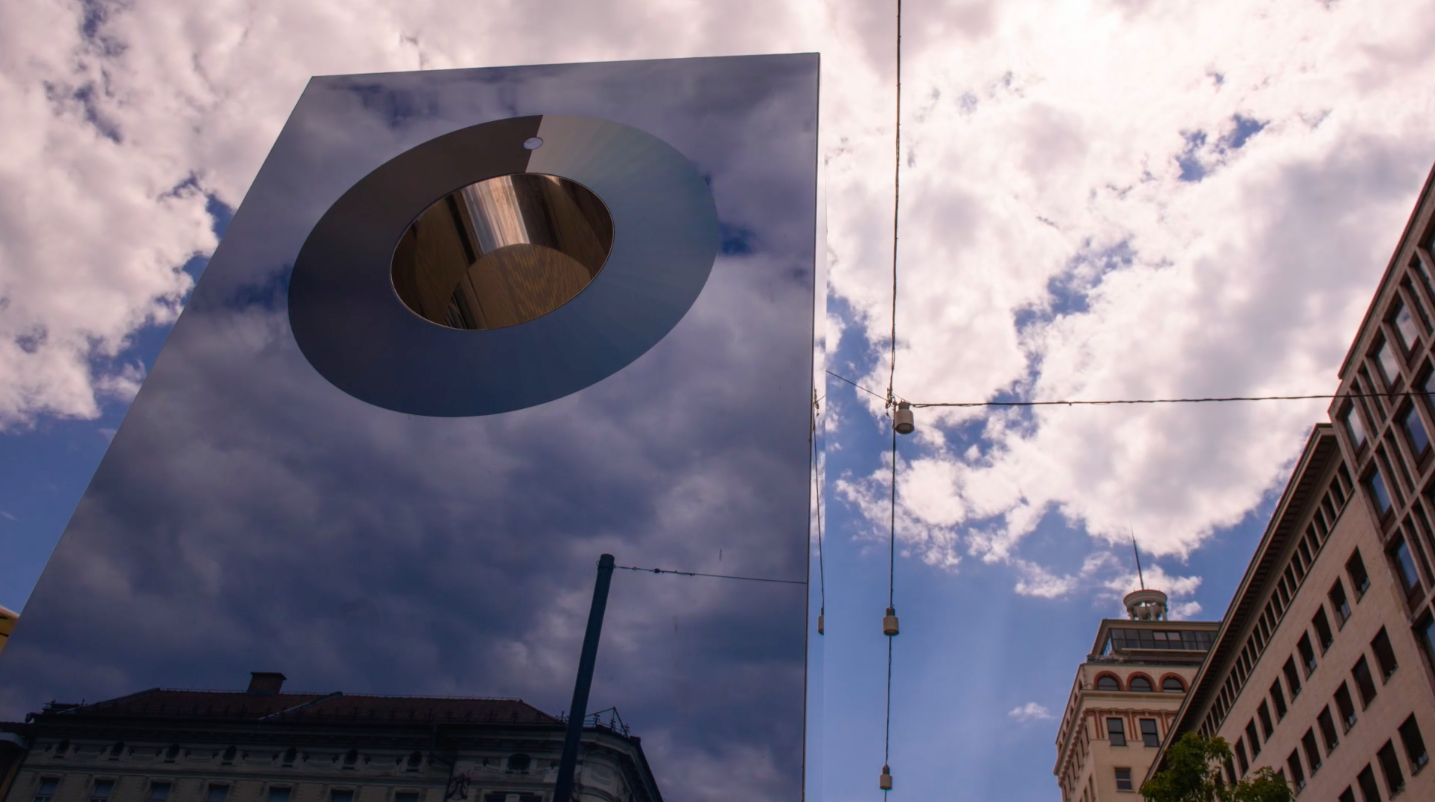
[612,565,805,586]
[882,1,902,796]
[826,369,1427,408]
[813,388,827,633]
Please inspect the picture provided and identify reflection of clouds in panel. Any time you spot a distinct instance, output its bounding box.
[0,59,815,802]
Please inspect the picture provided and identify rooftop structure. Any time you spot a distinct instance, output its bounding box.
[1053,592,1219,802]
[0,673,660,802]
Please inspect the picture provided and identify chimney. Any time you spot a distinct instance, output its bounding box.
[247,672,287,695]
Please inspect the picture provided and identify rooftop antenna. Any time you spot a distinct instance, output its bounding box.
[1130,529,1146,591]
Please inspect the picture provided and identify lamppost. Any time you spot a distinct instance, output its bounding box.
[553,554,616,802]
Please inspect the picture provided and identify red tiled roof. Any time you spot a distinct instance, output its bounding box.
[54,689,559,727]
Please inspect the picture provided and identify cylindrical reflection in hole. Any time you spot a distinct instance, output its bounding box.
[391,174,614,330]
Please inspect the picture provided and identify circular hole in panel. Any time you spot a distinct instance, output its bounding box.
[390,174,614,330]
[522,136,544,150]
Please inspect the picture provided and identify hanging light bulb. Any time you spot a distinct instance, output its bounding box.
[883,606,899,636]
[818,608,824,635]
[893,401,914,435]
[880,764,893,790]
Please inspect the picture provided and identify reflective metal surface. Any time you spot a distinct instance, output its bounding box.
[393,173,614,330]
[0,54,820,802]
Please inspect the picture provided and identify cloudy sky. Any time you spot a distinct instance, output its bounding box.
[4,0,1435,800]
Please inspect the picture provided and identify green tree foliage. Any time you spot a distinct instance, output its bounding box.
[1140,733,1294,802]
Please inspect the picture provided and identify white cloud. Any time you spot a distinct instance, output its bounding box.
[827,0,1435,591]
[1008,701,1055,722]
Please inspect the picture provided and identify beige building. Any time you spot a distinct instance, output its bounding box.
[1054,591,1219,802]
[1153,166,1435,800]
[0,673,660,802]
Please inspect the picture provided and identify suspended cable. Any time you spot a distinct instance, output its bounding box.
[881,2,902,796]
[612,565,805,586]
[826,369,1426,408]
[909,392,1400,408]
[813,388,827,634]
[886,0,903,413]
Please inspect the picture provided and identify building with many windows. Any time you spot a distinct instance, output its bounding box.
[1151,165,1435,800]
[0,673,660,802]
[1054,590,1220,802]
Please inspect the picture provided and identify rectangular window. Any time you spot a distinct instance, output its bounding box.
[1288,749,1306,791]
[1236,739,1250,775]
[1302,728,1322,773]
[1378,740,1406,795]
[1353,656,1379,707]
[1349,549,1372,598]
[1284,657,1303,698]
[1369,469,1394,517]
[1299,633,1318,676]
[1141,718,1160,748]
[1399,714,1428,771]
[1114,769,1134,793]
[1331,579,1352,625]
[1258,702,1274,740]
[1357,765,1381,802]
[1347,405,1369,449]
[1336,682,1358,730]
[1394,300,1421,350]
[150,784,170,802]
[1271,680,1288,719]
[331,792,354,802]
[1108,717,1127,746]
[1377,340,1402,386]
[269,789,291,802]
[1225,757,1238,786]
[1318,706,1340,753]
[1313,608,1335,652]
[1339,789,1355,802]
[35,779,58,802]
[1247,720,1263,756]
[90,781,112,802]
[1371,628,1398,680]
[1420,614,1435,672]
[206,787,228,802]
[1405,405,1432,455]
[1391,538,1423,599]
[396,793,419,802]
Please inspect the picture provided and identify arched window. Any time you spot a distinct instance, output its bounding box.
[1096,675,1120,691]
[109,742,125,759]
[222,746,237,763]
[1130,675,1153,693]
[55,740,70,758]
[406,751,423,771]
[1163,676,1185,693]
[506,753,531,773]
[343,749,358,768]
[166,744,181,762]
[282,748,297,766]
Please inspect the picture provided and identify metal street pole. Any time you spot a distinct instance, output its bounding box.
[553,553,615,802]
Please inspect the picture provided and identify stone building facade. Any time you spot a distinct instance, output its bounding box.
[1153,165,1435,800]
[0,674,660,802]
[1054,592,1219,802]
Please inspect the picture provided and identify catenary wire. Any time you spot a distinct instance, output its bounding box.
[883,2,902,794]
[825,369,1426,408]
[612,565,805,585]
[812,389,826,616]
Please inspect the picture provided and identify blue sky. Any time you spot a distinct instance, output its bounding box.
[6,0,1435,800]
